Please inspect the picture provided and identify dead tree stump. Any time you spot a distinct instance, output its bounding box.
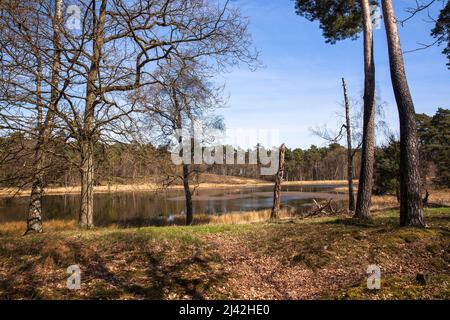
[271,143,286,219]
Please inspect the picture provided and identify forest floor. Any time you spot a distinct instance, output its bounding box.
[0,175,351,197]
[0,207,449,299]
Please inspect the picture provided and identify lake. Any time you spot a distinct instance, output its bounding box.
[0,184,346,226]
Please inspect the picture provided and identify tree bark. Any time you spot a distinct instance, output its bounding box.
[26,56,44,234]
[26,0,63,234]
[79,140,94,229]
[27,165,44,233]
[78,0,107,228]
[355,0,376,219]
[183,163,193,225]
[271,143,286,219]
[170,86,194,225]
[381,0,425,227]
[342,78,355,211]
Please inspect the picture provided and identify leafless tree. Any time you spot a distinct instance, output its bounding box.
[25,0,63,234]
[1,0,258,230]
[40,0,258,228]
[134,59,227,225]
[0,0,66,233]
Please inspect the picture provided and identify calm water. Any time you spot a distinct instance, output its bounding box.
[0,185,345,226]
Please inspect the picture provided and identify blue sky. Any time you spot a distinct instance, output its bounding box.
[218,0,450,149]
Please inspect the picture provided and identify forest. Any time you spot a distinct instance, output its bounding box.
[2,107,449,188]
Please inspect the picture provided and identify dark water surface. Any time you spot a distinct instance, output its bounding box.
[0,184,345,226]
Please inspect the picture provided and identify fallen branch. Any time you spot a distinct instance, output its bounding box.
[303,199,346,217]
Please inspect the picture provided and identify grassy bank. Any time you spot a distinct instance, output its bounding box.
[0,208,449,299]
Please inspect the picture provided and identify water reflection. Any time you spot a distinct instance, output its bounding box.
[0,184,345,226]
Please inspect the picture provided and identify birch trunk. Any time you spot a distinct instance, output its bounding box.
[26,0,63,234]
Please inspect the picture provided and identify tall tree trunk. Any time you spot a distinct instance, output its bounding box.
[79,139,94,228]
[26,0,63,234]
[183,164,193,225]
[27,180,44,233]
[355,0,376,219]
[381,0,425,227]
[78,0,107,228]
[271,144,286,219]
[26,54,44,234]
[171,87,194,225]
[342,78,355,211]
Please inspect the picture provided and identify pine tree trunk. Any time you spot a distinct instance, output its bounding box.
[381,0,425,227]
[271,144,286,219]
[342,78,355,211]
[355,0,376,219]
[26,0,63,234]
[79,140,94,229]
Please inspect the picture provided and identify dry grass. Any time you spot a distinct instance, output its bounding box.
[162,211,277,226]
[426,189,450,205]
[373,190,450,209]
[0,210,287,236]
[334,187,450,210]
[0,220,78,237]
[203,209,296,225]
[370,195,400,211]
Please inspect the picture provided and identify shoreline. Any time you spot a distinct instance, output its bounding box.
[0,179,351,198]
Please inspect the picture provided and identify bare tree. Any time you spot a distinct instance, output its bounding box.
[0,0,67,233]
[311,80,361,212]
[42,0,258,228]
[26,0,63,234]
[271,143,285,219]
[342,78,356,211]
[135,59,226,225]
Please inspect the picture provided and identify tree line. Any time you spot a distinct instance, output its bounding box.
[374,108,450,197]
[0,140,359,186]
